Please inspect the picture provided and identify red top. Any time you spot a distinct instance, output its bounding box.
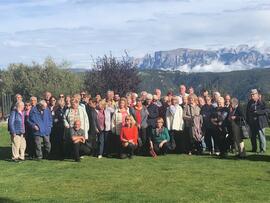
[120,125,138,145]
[135,109,142,125]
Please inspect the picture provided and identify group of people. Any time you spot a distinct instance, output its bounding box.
[7,85,269,162]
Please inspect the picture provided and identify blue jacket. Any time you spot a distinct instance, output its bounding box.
[28,106,53,136]
[8,110,25,135]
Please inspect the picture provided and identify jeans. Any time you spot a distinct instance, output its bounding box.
[34,136,51,159]
[251,128,266,152]
[97,131,107,156]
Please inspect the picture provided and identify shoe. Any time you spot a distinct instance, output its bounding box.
[188,152,192,156]
[80,156,84,159]
[120,153,127,159]
[75,158,81,162]
[98,155,103,159]
[128,154,133,159]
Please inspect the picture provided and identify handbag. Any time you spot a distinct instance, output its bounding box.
[240,117,251,139]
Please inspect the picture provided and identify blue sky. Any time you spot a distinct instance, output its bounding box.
[0,0,270,68]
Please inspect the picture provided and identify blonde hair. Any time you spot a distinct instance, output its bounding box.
[125,115,136,127]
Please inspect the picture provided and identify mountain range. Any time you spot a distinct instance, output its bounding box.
[135,44,270,72]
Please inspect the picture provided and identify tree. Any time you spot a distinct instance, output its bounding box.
[84,54,141,97]
[1,57,83,99]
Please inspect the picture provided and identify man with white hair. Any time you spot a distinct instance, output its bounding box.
[212,91,221,108]
[179,85,189,105]
[28,100,53,160]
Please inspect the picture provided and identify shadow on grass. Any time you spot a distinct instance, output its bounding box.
[0,147,11,160]
[0,197,19,203]
[208,154,270,162]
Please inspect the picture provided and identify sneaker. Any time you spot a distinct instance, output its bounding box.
[80,156,84,159]
[98,155,103,159]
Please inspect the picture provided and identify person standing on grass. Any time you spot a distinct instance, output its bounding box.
[246,89,269,153]
[210,97,230,157]
[130,97,149,155]
[149,117,171,156]
[24,101,35,159]
[229,98,246,158]
[120,115,138,159]
[166,96,184,153]
[8,101,26,161]
[28,100,53,160]
[183,94,203,155]
[111,98,130,156]
[70,120,91,162]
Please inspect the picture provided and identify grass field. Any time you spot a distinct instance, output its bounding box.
[0,124,270,203]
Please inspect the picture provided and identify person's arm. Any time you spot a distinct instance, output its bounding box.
[63,109,70,128]
[120,128,128,143]
[8,111,16,135]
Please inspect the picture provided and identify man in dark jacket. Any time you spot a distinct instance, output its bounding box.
[28,100,53,160]
[246,89,269,153]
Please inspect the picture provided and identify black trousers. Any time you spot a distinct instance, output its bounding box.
[121,143,137,156]
[153,142,170,155]
[73,142,91,161]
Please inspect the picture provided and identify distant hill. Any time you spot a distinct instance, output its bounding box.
[135,45,270,72]
[138,68,270,101]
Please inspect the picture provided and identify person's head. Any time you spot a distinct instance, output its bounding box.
[119,97,127,109]
[24,101,31,111]
[188,87,194,95]
[156,117,164,128]
[152,94,158,102]
[136,98,143,107]
[198,96,205,107]
[202,89,209,97]
[183,96,188,105]
[74,120,81,130]
[80,91,86,99]
[114,94,120,102]
[44,91,52,101]
[15,94,23,102]
[65,95,71,106]
[95,94,101,102]
[49,96,57,106]
[188,94,198,106]
[106,90,114,100]
[205,96,212,105]
[30,96,37,106]
[38,100,48,110]
[131,92,138,101]
[97,99,106,110]
[146,94,153,105]
[58,99,65,108]
[225,94,231,104]
[171,96,179,105]
[16,101,24,112]
[250,89,259,102]
[71,98,80,109]
[217,97,225,107]
[125,115,135,128]
[89,98,98,108]
[140,91,148,100]
[155,89,161,99]
[179,85,186,95]
[213,91,221,102]
[231,97,239,109]
[59,94,65,100]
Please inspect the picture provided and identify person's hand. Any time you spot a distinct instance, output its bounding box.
[65,125,70,129]
[12,134,16,138]
[231,116,236,120]
[96,128,99,133]
[159,142,164,148]
[82,137,86,143]
[137,124,141,129]
[129,140,134,144]
[34,125,39,131]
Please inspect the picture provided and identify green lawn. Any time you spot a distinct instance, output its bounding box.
[0,124,270,203]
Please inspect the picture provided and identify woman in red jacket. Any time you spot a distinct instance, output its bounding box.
[120,115,138,159]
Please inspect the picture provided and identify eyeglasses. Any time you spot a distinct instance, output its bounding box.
[59,95,64,98]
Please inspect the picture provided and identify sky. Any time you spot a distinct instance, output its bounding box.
[0,0,270,69]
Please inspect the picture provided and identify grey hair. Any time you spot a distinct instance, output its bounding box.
[39,100,47,107]
[16,101,24,108]
[231,98,239,106]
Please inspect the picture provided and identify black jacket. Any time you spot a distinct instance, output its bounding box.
[246,99,269,130]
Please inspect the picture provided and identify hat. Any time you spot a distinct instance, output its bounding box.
[250,89,258,95]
